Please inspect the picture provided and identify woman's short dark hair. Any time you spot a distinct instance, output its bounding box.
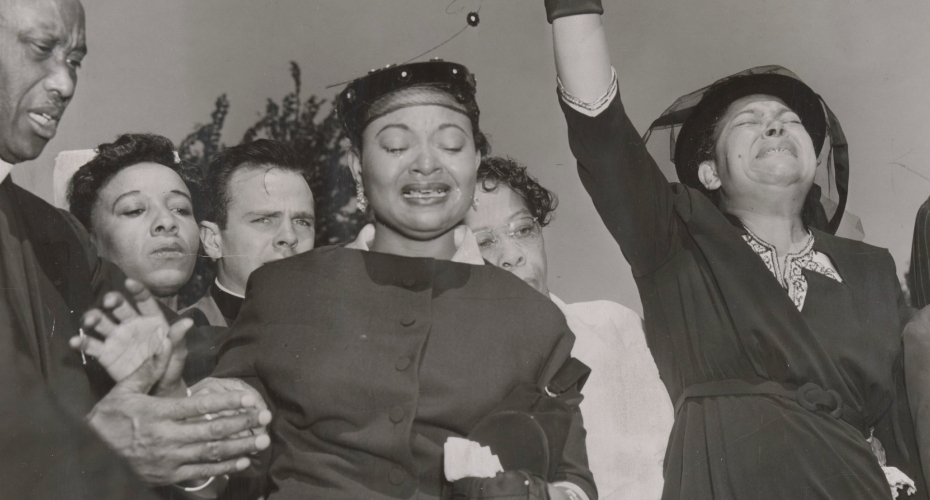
[202,139,308,229]
[476,156,558,227]
[68,133,202,230]
[687,113,726,205]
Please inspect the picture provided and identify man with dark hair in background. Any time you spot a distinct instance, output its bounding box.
[185,139,316,328]
[0,0,269,497]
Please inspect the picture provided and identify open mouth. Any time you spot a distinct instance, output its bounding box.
[151,242,186,259]
[402,183,451,200]
[759,147,795,158]
[757,140,798,159]
[27,109,61,138]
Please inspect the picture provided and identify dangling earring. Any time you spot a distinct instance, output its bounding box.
[356,185,368,212]
[472,196,480,212]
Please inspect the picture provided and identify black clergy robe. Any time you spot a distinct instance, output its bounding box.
[177,285,242,384]
[0,177,154,499]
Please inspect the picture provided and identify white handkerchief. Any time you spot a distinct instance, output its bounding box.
[884,466,916,498]
[444,437,504,481]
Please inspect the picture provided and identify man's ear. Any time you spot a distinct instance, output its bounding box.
[347,148,364,190]
[697,160,722,191]
[200,221,223,260]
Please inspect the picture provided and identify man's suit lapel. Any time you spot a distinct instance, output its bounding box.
[6,181,98,415]
[15,183,93,307]
[0,180,43,368]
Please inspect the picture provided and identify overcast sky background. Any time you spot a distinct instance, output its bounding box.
[13,0,930,314]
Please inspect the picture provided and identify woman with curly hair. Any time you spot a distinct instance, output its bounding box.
[468,156,559,294]
[68,133,201,311]
[464,156,674,499]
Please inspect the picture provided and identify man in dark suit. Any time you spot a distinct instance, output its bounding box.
[0,0,269,497]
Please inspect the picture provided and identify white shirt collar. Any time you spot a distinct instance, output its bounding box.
[346,223,485,265]
[0,158,14,185]
[214,278,246,299]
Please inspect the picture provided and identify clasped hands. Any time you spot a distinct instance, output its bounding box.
[69,278,271,486]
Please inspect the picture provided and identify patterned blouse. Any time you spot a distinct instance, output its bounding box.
[742,228,843,310]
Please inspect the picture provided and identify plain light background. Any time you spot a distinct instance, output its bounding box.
[13,0,930,314]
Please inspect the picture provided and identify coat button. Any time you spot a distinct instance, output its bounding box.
[390,406,405,423]
[400,315,416,327]
[389,468,405,485]
[395,356,412,371]
[402,277,416,287]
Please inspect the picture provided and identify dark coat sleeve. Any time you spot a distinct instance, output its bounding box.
[874,267,927,499]
[211,274,268,401]
[536,338,596,499]
[0,294,157,499]
[905,301,930,492]
[212,274,275,500]
[909,196,930,309]
[559,95,683,277]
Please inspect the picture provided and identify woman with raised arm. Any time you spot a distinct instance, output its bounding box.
[546,2,922,499]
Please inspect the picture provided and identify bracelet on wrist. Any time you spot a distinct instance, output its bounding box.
[182,476,215,492]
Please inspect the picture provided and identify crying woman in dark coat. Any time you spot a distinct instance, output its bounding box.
[203,60,597,500]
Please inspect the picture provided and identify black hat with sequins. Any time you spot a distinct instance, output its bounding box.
[336,59,479,147]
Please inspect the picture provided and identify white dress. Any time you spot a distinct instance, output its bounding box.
[551,294,674,500]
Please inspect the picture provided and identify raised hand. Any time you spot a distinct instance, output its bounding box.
[70,278,192,396]
[73,278,275,486]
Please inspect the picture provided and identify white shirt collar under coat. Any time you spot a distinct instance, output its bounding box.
[0,158,13,185]
[214,278,246,299]
[346,223,485,265]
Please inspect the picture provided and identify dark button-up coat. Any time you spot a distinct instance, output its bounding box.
[213,245,595,499]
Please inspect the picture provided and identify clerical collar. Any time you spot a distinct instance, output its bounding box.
[212,278,244,323]
[214,278,245,298]
[345,223,485,265]
[0,158,13,185]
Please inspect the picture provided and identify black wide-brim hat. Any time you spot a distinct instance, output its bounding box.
[645,65,849,234]
[675,73,826,187]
